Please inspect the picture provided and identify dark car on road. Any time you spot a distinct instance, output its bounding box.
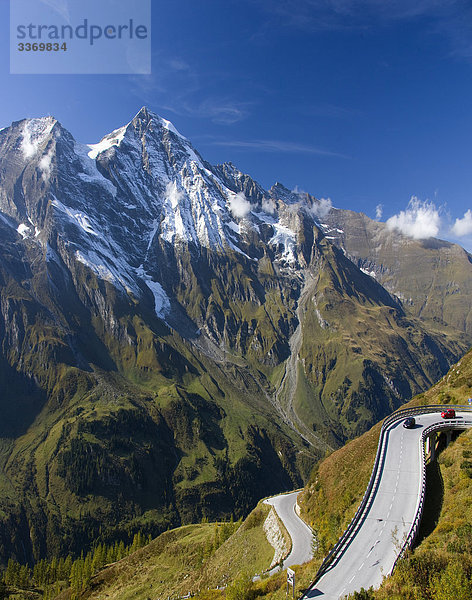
[441,408,456,419]
[403,417,416,429]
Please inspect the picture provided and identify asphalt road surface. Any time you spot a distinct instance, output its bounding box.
[303,411,471,599]
[264,490,313,568]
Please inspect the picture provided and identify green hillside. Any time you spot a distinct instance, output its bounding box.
[3,350,472,600]
[1,112,471,573]
[299,347,472,599]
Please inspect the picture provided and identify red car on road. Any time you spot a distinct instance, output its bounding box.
[441,408,456,419]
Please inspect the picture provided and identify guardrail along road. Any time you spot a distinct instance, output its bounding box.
[302,406,472,599]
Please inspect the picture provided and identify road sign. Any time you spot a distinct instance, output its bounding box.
[287,567,295,598]
[468,398,472,406]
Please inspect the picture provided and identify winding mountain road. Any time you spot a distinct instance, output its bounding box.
[264,491,313,568]
[304,407,472,599]
[267,407,472,600]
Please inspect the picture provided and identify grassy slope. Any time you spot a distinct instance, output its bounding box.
[0,294,314,562]
[53,497,324,600]
[45,350,472,600]
[299,348,472,548]
[56,503,275,600]
[298,347,472,598]
[296,236,467,443]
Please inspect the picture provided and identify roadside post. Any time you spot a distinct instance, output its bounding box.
[287,567,295,599]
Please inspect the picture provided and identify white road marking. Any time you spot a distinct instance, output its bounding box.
[302,410,472,599]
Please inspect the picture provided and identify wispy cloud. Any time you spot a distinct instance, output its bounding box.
[129,56,251,125]
[255,1,472,61]
[160,99,251,125]
[375,204,383,220]
[207,137,348,157]
[256,0,455,30]
[38,0,71,23]
[309,197,333,218]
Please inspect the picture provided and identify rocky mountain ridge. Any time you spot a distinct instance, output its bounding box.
[0,107,470,561]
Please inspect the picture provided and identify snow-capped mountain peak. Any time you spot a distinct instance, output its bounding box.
[0,109,327,320]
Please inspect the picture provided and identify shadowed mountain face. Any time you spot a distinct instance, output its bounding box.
[0,108,469,562]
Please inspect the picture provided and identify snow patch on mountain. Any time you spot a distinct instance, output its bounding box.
[76,249,122,284]
[52,198,99,237]
[74,247,138,295]
[74,143,117,195]
[158,169,249,253]
[0,214,14,230]
[160,181,190,244]
[146,279,171,318]
[136,265,170,318]
[159,116,187,140]
[226,220,239,234]
[253,211,277,225]
[17,223,31,238]
[87,126,127,159]
[269,223,297,264]
[51,194,141,294]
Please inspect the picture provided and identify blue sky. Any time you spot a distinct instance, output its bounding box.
[2,0,472,250]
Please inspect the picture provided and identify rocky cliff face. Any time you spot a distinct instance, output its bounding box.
[0,108,469,562]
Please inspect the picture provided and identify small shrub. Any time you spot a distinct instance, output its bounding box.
[429,560,472,600]
[226,572,255,600]
[347,587,375,599]
[243,508,265,530]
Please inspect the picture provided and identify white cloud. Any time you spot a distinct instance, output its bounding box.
[313,197,332,218]
[375,204,383,220]
[306,197,332,219]
[451,209,472,237]
[228,191,252,219]
[165,181,184,208]
[262,197,276,214]
[20,118,55,160]
[386,197,441,239]
[39,148,54,180]
[21,126,38,159]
